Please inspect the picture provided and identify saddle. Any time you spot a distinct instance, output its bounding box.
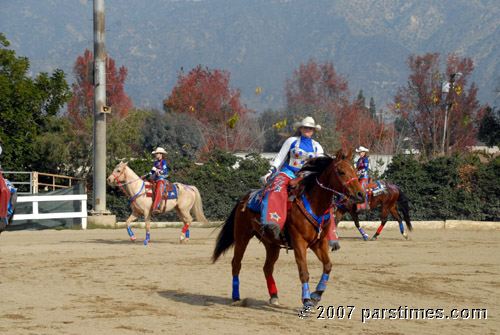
[146,180,174,214]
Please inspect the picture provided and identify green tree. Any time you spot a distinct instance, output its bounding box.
[141,109,205,161]
[477,106,500,147]
[0,33,71,170]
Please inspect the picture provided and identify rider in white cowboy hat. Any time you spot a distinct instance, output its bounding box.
[355,145,370,212]
[259,116,324,239]
[143,147,169,215]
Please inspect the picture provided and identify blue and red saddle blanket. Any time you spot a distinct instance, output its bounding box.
[246,189,264,212]
[145,182,178,200]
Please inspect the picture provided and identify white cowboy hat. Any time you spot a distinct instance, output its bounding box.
[356,146,370,153]
[152,147,167,155]
[293,116,321,131]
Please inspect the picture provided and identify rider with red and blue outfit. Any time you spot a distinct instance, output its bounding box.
[143,147,168,215]
[259,117,324,240]
[356,146,370,212]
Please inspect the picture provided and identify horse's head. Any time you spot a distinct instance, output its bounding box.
[107,162,128,186]
[332,149,365,204]
[299,149,365,204]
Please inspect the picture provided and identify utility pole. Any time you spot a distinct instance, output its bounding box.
[91,0,109,215]
[441,72,462,155]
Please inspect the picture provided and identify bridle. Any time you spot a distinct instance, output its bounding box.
[111,166,146,207]
[303,158,358,247]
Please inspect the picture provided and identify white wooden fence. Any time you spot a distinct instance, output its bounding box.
[13,194,88,229]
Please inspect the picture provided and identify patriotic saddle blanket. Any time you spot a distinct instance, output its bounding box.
[145,181,178,200]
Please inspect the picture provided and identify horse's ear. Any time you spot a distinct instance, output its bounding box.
[335,149,344,162]
[346,149,353,160]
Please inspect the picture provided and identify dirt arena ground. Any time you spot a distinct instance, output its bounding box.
[0,225,498,335]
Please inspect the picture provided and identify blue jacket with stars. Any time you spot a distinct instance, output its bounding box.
[270,135,324,178]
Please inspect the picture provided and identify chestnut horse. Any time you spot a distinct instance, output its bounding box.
[107,162,209,244]
[335,180,412,240]
[212,149,365,307]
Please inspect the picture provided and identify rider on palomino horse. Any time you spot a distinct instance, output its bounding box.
[142,147,168,215]
[355,145,370,212]
[259,116,325,240]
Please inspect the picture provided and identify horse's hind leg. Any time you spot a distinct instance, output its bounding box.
[176,207,193,244]
[309,238,332,305]
[263,242,281,306]
[231,221,253,305]
[389,206,408,240]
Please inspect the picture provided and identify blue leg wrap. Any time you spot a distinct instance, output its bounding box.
[185,229,190,238]
[127,226,134,237]
[302,283,311,301]
[399,221,404,234]
[146,231,151,241]
[232,275,240,300]
[315,273,329,292]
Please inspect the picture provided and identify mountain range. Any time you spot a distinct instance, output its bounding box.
[1,0,499,114]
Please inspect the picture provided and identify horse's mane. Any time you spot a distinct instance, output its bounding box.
[298,155,334,192]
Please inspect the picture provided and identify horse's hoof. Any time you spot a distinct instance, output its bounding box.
[143,240,148,245]
[403,232,409,240]
[310,291,322,304]
[231,298,244,306]
[268,296,280,306]
[303,299,315,307]
[329,240,341,251]
[130,236,137,242]
[179,233,189,244]
[371,236,378,241]
[362,234,369,241]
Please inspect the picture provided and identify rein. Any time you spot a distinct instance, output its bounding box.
[111,168,146,208]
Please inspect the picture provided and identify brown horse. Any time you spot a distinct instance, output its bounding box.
[107,162,209,244]
[212,149,365,307]
[335,180,412,241]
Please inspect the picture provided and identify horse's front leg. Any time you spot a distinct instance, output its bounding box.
[351,210,369,241]
[144,210,151,244]
[309,238,332,305]
[263,242,281,306]
[293,239,313,307]
[125,213,139,243]
[372,207,389,240]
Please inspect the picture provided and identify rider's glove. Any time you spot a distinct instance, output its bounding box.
[260,167,276,185]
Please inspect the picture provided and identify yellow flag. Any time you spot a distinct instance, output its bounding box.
[227,113,239,129]
[272,118,287,131]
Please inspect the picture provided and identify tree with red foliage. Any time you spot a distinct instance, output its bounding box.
[163,65,254,152]
[66,49,133,128]
[63,50,141,177]
[285,59,394,154]
[392,53,483,158]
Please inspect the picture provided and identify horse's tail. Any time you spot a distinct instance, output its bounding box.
[396,186,412,231]
[212,202,238,263]
[190,185,209,225]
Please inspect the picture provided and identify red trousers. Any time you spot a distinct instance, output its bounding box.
[260,173,291,229]
[357,177,369,211]
[153,179,166,211]
[0,173,9,217]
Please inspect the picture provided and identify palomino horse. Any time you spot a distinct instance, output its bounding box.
[212,149,365,307]
[107,162,209,244]
[335,180,412,240]
[0,172,16,236]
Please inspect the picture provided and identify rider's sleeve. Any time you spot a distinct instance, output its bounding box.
[313,140,324,157]
[161,160,168,176]
[270,137,296,170]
